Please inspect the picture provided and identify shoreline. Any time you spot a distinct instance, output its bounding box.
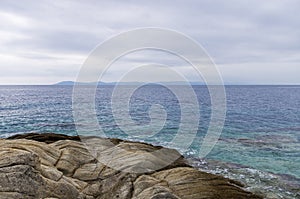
[188,157,300,199]
[0,132,263,199]
[2,132,300,198]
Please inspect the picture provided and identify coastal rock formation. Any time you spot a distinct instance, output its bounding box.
[0,133,262,199]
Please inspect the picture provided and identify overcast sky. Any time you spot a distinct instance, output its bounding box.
[0,0,299,85]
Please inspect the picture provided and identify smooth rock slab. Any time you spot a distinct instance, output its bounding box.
[0,133,263,199]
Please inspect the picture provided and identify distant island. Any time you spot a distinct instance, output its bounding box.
[54,81,206,86]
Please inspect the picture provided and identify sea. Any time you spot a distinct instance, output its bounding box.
[0,85,299,198]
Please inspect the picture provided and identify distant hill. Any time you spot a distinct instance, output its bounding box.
[54,81,109,85]
[54,81,206,86]
[54,81,76,85]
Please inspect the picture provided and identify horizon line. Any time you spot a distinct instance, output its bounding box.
[1,83,300,86]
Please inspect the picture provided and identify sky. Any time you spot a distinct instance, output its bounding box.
[0,0,299,85]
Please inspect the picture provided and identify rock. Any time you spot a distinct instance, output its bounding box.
[40,164,63,181]
[96,141,188,173]
[7,132,80,144]
[1,139,61,166]
[132,167,262,199]
[73,163,104,181]
[0,133,263,199]
[150,167,261,199]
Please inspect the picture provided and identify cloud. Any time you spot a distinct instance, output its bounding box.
[0,0,299,84]
[218,62,300,84]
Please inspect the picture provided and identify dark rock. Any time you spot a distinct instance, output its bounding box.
[7,132,80,144]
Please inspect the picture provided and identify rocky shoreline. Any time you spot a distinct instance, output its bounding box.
[0,133,262,199]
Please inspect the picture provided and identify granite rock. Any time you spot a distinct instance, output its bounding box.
[0,133,263,199]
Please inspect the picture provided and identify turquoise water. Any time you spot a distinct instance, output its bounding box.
[0,85,299,197]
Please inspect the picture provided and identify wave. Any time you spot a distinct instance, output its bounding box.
[188,157,300,199]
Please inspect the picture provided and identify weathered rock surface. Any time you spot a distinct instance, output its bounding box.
[0,133,263,199]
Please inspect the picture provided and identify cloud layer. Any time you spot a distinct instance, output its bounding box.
[0,0,299,84]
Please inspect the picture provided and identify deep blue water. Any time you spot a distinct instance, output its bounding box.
[0,85,299,196]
